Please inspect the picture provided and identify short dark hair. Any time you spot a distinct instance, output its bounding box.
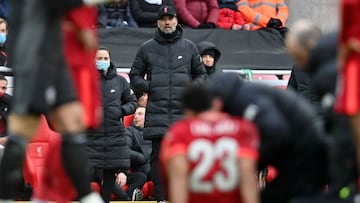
[181,84,213,114]
[98,46,111,57]
[0,74,7,82]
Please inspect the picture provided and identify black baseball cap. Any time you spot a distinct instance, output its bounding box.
[157,5,177,20]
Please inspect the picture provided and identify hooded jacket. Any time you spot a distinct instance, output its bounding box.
[86,64,137,170]
[196,41,223,78]
[130,25,207,139]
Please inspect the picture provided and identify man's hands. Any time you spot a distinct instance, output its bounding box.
[116,172,127,186]
[267,18,282,29]
[197,23,216,29]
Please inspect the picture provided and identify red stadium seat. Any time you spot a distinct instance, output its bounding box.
[24,116,78,202]
[282,74,291,80]
[118,72,130,82]
[253,74,278,80]
[123,114,134,127]
[23,117,52,190]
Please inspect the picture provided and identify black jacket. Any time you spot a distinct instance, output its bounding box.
[196,41,223,79]
[125,125,152,177]
[130,25,207,139]
[210,73,327,170]
[0,93,11,136]
[129,0,174,27]
[86,64,137,170]
[287,66,322,115]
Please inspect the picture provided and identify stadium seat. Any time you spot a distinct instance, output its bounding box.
[24,116,78,202]
[118,72,130,82]
[253,74,279,80]
[123,114,134,127]
[282,74,291,81]
[23,117,52,190]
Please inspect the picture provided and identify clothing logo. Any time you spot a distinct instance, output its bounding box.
[37,146,43,156]
[177,55,183,60]
[164,7,168,13]
[110,89,116,93]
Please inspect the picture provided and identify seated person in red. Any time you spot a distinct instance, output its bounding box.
[113,106,152,201]
[217,0,250,30]
[236,0,288,32]
[174,0,219,29]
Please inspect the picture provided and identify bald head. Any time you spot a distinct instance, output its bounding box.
[286,19,322,66]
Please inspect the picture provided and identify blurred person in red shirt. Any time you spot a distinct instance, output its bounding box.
[0,0,111,202]
[335,0,360,179]
[63,5,102,130]
[160,84,260,203]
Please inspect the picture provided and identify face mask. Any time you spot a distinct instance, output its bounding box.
[96,60,110,71]
[0,33,6,44]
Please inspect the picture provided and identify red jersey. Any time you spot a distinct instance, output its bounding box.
[335,0,360,115]
[63,6,102,129]
[160,113,259,203]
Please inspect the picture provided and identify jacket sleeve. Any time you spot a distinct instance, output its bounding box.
[217,9,234,29]
[126,129,146,166]
[234,11,246,25]
[287,67,297,90]
[236,0,270,28]
[190,44,207,84]
[275,0,288,26]
[340,0,360,44]
[206,0,219,24]
[120,78,138,116]
[174,0,201,28]
[129,0,157,25]
[130,46,151,94]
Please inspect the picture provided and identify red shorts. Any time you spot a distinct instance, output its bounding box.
[335,53,360,115]
[69,65,102,129]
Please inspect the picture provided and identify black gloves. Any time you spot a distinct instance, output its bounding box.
[267,18,282,28]
[197,23,216,29]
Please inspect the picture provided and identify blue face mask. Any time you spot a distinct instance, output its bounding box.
[0,33,6,44]
[96,60,110,71]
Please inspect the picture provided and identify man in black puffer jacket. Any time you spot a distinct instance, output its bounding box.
[87,47,137,203]
[129,5,206,202]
